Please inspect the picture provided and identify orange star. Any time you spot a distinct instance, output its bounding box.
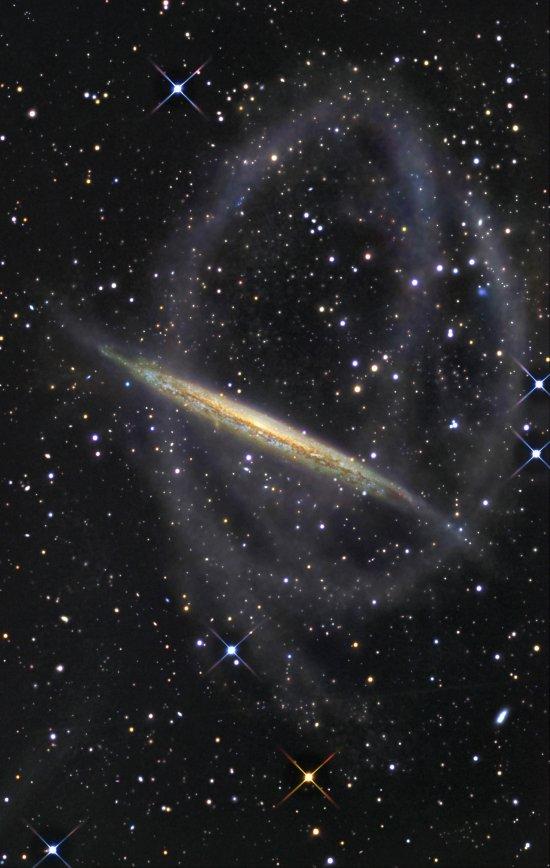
[275,747,338,808]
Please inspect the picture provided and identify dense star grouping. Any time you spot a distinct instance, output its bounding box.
[1,1,548,866]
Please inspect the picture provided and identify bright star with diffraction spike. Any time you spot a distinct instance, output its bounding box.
[26,821,82,868]
[275,747,338,808]
[151,59,209,116]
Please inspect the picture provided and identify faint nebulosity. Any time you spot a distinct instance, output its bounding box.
[1,2,548,867]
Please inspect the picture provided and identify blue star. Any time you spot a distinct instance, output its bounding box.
[205,623,262,676]
[512,432,550,477]
[515,360,549,404]
[26,822,82,868]
[151,60,209,116]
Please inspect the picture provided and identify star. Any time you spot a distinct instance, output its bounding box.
[151,59,209,116]
[512,432,550,476]
[275,747,338,808]
[514,360,549,404]
[205,622,261,676]
[26,822,82,868]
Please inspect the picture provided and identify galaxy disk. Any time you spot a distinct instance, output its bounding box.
[102,347,435,517]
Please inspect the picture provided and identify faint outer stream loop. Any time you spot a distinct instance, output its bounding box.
[126,73,524,730]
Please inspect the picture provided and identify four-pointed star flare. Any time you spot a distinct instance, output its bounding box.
[512,431,550,476]
[275,747,338,808]
[205,623,261,676]
[26,822,81,868]
[514,360,550,405]
[151,59,209,116]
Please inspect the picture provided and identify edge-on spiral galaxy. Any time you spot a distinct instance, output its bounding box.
[102,346,433,517]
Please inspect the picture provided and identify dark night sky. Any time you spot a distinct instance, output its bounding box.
[1,1,548,866]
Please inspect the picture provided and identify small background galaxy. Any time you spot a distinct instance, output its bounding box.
[1,2,548,866]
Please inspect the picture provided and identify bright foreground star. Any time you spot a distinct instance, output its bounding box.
[275,747,338,808]
[205,623,261,676]
[514,360,549,404]
[512,432,550,476]
[26,821,81,868]
[151,59,209,116]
